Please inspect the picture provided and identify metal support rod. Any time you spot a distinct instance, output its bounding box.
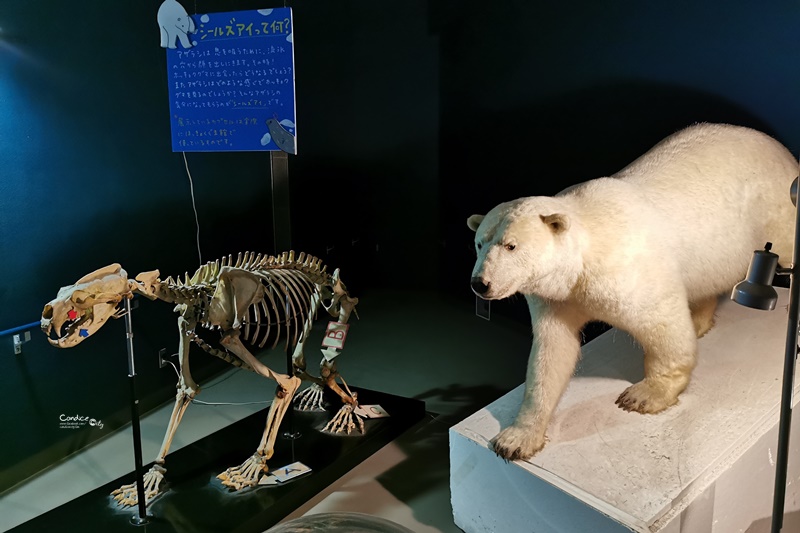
[0,321,41,338]
[270,151,292,253]
[124,297,150,525]
[270,150,299,440]
[770,190,800,533]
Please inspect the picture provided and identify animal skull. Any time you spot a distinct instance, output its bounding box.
[41,264,132,348]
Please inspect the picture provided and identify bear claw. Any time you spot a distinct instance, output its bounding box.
[616,381,678,414]
[616,394,647,412]
[491,425,546,461]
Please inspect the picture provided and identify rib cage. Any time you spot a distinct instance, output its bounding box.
[241,268,320,351]
[163,251,333,355]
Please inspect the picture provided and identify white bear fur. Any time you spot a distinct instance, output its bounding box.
[468,123,797,461]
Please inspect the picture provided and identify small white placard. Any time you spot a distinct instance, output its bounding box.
[321,321,349,349]
[258,461,312,485]
[354,404,390,419]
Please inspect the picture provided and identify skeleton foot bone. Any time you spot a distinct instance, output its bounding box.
[294,383,326,411]
[111,464,166,507]
[217,453,268,490]
[218,375,301,491]
[323,402,365,435]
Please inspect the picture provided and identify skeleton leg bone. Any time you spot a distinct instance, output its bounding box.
[216,329,301,489]
[112,360,197,507]
[219,329,295,389]
[112,316,198,506]
[217,378,301,489]
[292,291,328,411]
[295,277,363,430]
[313,273,363,434]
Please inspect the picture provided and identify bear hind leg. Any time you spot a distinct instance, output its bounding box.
[617,313,697,414]
[689,296,718,338]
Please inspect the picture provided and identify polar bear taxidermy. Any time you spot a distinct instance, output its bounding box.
[467,123,797,461]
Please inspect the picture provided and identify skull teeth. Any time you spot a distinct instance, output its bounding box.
[51,312,89,341]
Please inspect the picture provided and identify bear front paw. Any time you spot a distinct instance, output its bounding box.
[616,380,679,414]
[491,425,546,461]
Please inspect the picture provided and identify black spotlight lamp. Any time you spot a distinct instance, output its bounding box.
[731,243,779,310]
[731,176,800,533]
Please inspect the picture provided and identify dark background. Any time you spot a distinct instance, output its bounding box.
[1,0,799,492]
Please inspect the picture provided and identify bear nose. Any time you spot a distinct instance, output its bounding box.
[471,277,490,295]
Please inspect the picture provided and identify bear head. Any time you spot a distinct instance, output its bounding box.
[467,198,581,301]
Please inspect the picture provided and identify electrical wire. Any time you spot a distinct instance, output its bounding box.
[182,151,203,265]
[167,356,271,407]
[199,366,241,390]
[166,359,180,379]
[192,399,272,407]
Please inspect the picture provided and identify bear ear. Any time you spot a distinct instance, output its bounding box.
[540,213,570,234]
[467,214,485,232]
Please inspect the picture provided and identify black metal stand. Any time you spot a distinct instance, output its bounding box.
[123,298,150,526]
[770,196,800,533]
[270,150,300,440]
[270,151,291,253]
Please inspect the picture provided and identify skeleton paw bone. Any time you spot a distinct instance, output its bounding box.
[322,403,365,435]
[110,464,166,507]
[217,453,268,490]
[294,383,326,411]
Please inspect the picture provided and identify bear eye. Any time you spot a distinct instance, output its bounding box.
[505,243,516,251]
[476,243,482,250]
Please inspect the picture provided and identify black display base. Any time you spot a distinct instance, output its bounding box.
[11,387,425,533]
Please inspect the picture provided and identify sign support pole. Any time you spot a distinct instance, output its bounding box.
[271,151,292,253]
[271,150,300,440]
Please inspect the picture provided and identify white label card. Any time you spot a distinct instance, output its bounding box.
[354,404,390,419]
[258,461,312,484]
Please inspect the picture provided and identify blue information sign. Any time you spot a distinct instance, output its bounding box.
[166,8,296,153]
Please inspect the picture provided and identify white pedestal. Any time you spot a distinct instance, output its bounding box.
[451,290,800,533]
